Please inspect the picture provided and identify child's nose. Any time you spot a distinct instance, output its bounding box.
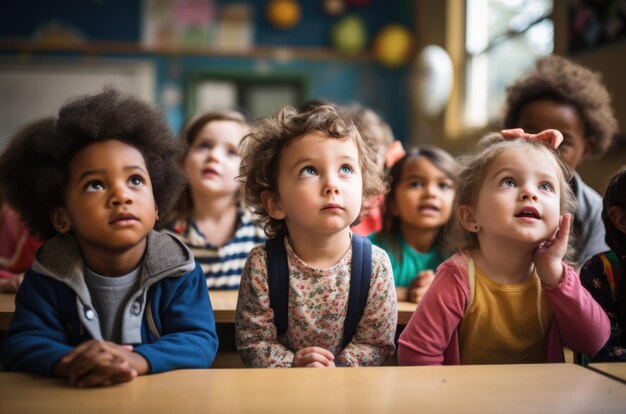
[110,186,133,206]
[519,187,538,202]
[323,175,340,195]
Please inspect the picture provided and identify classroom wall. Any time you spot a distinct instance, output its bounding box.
[0,0,413,141]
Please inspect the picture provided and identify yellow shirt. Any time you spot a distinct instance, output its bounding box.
[458,261,553,364]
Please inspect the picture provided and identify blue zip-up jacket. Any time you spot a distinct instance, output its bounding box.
[2,231,218,375]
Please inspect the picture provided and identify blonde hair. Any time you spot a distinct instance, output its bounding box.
[445,133,577,262]
[239,104,386,238]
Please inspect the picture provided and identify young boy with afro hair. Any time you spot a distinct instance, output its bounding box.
[503,55,619,267]
[0,88,218,388]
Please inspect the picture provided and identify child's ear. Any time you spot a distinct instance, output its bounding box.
[608,206,626,233]
[261,190,286,220]
[458,205,480,233]
[50,208,71,234]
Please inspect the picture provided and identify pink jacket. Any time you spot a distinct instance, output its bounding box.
[397,252,611,365]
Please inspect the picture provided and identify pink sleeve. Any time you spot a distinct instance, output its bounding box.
[544,263,611,354]
[397,261,468,365]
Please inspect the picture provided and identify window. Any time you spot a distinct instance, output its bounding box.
[464,0,554,128]
[186,72,307,120]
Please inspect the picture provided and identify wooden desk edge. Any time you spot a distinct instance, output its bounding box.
[1,293,417,328]
[587,363,626,384]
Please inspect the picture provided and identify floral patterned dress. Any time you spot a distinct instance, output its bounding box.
[235,236,397,367]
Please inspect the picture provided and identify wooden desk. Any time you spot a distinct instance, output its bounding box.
[0,292,13,330]
[588,362,626,383]
[0,364,624,413]
[0,291,417,328]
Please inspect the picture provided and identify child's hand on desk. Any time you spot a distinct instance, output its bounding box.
[54,340,144,387]
[292,347,336,368]
[407,270,435,303]
[534,214,571,288]
[0,272,23,293]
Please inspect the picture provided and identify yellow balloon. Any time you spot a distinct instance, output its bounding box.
[374,25,413,68]
[267,0,301,30]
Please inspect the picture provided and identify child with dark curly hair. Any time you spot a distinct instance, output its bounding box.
[503,55,619,267]
[236,105,397,367]
[580,167,626,362]
[0,89,218,387]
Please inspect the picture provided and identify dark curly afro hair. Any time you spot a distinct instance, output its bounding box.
[503,55,618,159]
[0,88,187,240]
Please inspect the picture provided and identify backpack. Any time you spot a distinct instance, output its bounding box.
[265,234,372,349]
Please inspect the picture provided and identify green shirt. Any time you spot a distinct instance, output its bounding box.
[369,231,446,287]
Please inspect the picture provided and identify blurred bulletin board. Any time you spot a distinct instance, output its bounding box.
[0,59,155,150]
[186,72,308,121]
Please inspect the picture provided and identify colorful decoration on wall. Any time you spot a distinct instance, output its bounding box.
[413,45,454,117]
[322,0,346,16]
[373,24,413,68]
[331,15,367,53]
[267,0,302,29]
[141,0,216,48]
[33,20,86,46]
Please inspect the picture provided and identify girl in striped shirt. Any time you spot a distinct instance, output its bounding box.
[167,111,265,290]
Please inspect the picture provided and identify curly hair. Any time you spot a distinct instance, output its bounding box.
[239,104,386,239]
[445,133,577,263]
[173,110,249,222]
[378,146,460,262]
[503,55,618,159]
[0,88,187,240]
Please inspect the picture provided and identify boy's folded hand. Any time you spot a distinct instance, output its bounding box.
[54,340,138,387]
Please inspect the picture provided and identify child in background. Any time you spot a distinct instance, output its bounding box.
[398,129,610,365]
[580,167,626,362]
[0,199,42,292]
[236,104,397,367]
[343,105,398,237]
[167,111,265,290]
[0,89,218,387]
[369,147,459,303]
[503,55,619,267]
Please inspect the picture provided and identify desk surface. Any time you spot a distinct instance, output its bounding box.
[0,291,417,328]
[588,362,626,383]
[0,364,624,413]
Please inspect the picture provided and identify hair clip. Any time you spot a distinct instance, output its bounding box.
[385,140,407,169]
[500,128,563,149]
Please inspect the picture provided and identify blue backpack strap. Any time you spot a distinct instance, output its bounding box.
[265,237,289,335]
[342,234,372,349]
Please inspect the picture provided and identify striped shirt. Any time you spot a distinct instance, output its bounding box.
[166,205,266,290]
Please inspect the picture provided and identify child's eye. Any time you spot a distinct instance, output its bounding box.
[196,141,213,150]
[339,164,354,175]
[538,182,554,192]
[227,147,240,157]
[300,166,317,177]
[408,180,423,189]
[85,180,105,192]
[501,178,517,188]
[439,181,452,191]
[129,175,146,187]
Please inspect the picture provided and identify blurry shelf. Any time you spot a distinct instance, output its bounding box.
[0,39,374,62]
